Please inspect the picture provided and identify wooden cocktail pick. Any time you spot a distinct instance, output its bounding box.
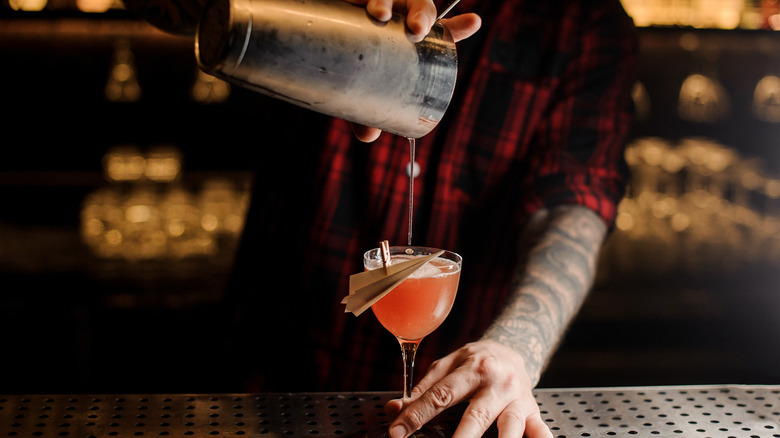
[342,243,443,316]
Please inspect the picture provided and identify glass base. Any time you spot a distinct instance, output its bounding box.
[366,425,446,438]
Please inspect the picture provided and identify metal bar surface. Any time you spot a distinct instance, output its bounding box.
[1,385,778,437]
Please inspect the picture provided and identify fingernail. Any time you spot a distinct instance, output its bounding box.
[389,424,407,438]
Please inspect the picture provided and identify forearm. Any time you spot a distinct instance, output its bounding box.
[481,204,608,386]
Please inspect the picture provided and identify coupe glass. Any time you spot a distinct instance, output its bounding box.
[363,246,462,438]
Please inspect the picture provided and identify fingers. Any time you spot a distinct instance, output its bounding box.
[344,0,481,42]
[439,13,481,43]
[404,0,437,41]
[342,0,393,21]
[388,359,482,437]
[493,404,525,438]
[413,352,461,395]
[391,387,553,438]
[384,398,404,417]
[387,341,554,438]
[383,355,459,432]
[350,123,383,142]
[452,390,503,438]
[493,401,553,438]
[367,0,394,22]
[344,0,449,42]
[523,412,555,438]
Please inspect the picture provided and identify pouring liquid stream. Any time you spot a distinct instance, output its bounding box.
[403,0,458,246]
[401,0,458,248]
[407,137,415,246]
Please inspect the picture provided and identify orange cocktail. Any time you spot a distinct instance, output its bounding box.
[363,245,462,426]
[370,255,460,341]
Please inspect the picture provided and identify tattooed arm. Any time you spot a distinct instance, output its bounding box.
[482,204,607,385]
[385,204,607,438]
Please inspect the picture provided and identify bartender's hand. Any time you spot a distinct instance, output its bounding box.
[347,0,481,142]
[345,0,478,42]
[384,340,554,438]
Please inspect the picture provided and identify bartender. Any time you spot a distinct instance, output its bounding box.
[125,0,637,437]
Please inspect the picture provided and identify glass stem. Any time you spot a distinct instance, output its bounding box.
[400,340,420,404]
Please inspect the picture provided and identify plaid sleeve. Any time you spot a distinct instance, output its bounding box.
[527,2,638,226]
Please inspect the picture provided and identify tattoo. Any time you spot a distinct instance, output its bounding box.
[481,205,607,386]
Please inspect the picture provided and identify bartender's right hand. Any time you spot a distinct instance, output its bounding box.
[346,0,481,142]
[383,340,554,438]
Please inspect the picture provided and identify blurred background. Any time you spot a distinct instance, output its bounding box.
[1,0,780,394]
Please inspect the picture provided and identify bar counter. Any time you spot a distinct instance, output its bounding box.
[1,385,778,437]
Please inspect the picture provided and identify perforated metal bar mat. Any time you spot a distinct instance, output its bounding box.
[1,385,778,437]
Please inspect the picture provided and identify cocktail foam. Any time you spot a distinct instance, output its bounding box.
[387,255,458,278]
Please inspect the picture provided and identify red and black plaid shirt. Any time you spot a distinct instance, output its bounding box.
[227,0,637,393]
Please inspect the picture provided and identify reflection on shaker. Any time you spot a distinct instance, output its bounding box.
[194,0,458,139]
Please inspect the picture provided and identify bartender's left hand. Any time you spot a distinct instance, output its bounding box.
[384,340,554,438]
[346,0,481,142]
[346,0,463,42]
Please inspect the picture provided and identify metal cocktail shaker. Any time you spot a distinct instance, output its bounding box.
[195,0,457,139]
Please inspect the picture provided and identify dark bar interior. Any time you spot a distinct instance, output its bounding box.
[1,1,780,435]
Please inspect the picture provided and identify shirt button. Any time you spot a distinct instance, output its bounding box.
[405,161,421,179]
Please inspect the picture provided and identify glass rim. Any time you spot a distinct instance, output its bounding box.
[363,245,462,267]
